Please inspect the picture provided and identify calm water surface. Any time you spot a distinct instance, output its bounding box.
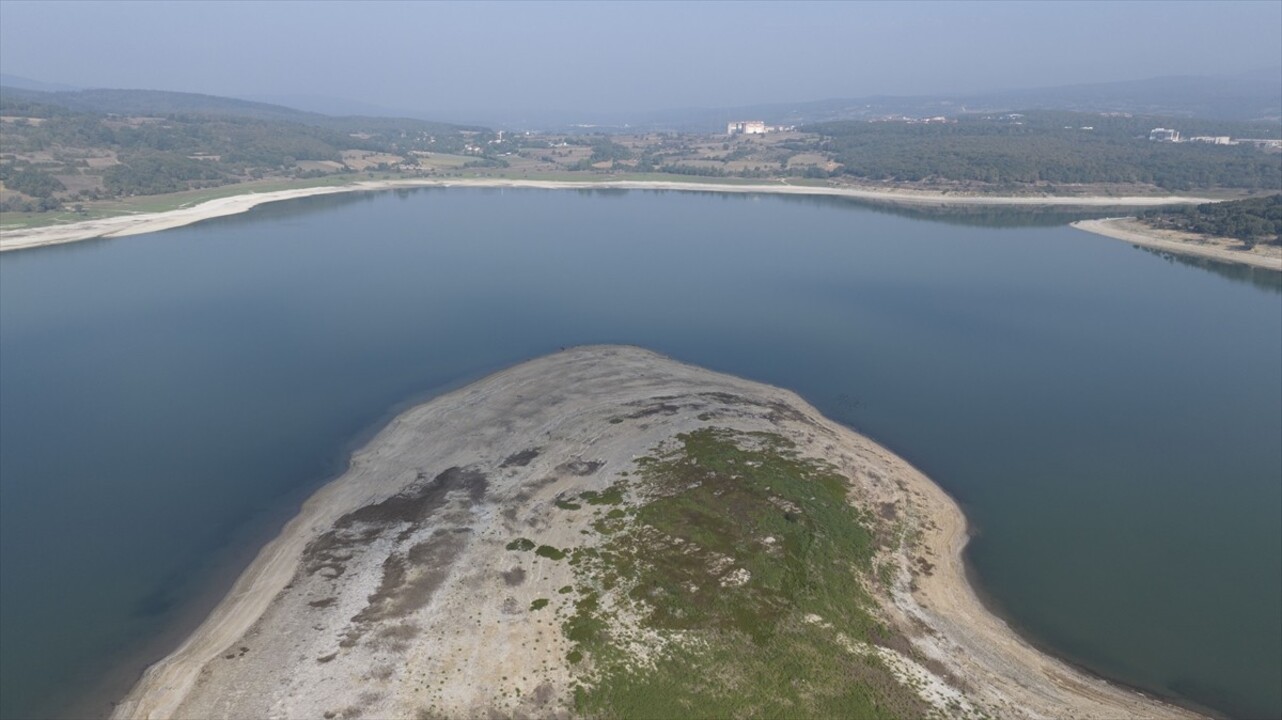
[1,189,1279,719]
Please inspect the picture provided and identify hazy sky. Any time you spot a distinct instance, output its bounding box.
[2,0,1279,118]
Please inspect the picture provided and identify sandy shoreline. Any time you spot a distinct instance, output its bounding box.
[1,177,1219,253]
[111,346,1200,719]
[1073,217,1282,271]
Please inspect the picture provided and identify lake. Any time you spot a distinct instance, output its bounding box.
[1,188,1279,719]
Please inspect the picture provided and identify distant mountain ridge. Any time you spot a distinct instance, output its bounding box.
[0,85,481,134]
[0,73,81,93]
[964,67,1282,122]
[3,68,1278,133]
[234,93,432,121]
[487,68,1282,132]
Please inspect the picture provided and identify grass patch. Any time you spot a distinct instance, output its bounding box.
[535,545,567,561]
[530,598,550,611]
[563,427,927,719]
[563,592,607,646]
[505,538,535,552]
[555,499,583,511]
[579,483,626,506]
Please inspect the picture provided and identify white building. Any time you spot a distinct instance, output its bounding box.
[1149,128,1180,142]
[1187,136,1234,145]
[727,120,768,136]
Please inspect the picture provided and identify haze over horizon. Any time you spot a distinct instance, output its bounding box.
[2,0,1280,122]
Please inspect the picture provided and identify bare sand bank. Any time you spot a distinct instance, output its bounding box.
[1,177,1217,253]
[111,346,1200,720]
[1073,217,1282,271]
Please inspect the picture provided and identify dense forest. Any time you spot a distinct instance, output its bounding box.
[805,111,1282,191]
[1140,194,1282,246]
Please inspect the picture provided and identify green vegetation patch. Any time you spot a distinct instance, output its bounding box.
[809,111,1282,191]
[564,427,928,719]
[555,499,583,511]
[579,483,626,506]
[530,598,550,611]
[563,591,607,646]
[1141,193,1281,247]
[534,545,567,561]
[505,538,535,552]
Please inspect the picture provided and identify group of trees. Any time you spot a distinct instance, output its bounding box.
[1141,194,1282,246]
[2,107,357,171]
[102,151,228,196]
[0,161,65,198]
[804,111,1282,191]
[557,138,635,170]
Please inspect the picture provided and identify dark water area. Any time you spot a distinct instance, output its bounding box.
[1,188,1278,719]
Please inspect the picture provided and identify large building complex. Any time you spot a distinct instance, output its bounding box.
[727,120,768,135]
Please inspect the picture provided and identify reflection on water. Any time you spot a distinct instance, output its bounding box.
[567,185,1139,227]
[781,194,1144,228]
[217,183,1187,233]
[1132,245,1282,293]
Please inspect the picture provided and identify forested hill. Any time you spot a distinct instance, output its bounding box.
[806,111,1282,191]
[1140,194,1282,246]
[0,86,492,211]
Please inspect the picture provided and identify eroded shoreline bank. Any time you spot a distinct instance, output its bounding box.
[111,346,1201,720]
[0,178,1218,253]
[1073,217,1282,271]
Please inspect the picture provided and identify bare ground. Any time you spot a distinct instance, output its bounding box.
[1073,217,1282,271]
[110,346,1200,720]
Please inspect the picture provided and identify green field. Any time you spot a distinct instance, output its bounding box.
[543,428,957,720]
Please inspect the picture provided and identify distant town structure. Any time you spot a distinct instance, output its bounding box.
[1187,136,1233,145]
[876,115,956,125]
[1238,138,1282,149]
[727,120,768,136]
[1147,128,1280,150]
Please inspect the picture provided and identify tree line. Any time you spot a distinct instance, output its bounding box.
[1140,194,1282,246]
[804,111,1282,191]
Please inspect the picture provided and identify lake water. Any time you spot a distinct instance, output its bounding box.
[1,188,1279,720]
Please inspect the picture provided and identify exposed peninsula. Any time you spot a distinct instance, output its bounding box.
[111,346,1201,720]
[1073,209,1281,271]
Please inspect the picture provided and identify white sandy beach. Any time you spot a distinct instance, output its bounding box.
[1073,217,1282,270]
[111,346,1201,720]
[0,177,1219,253]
